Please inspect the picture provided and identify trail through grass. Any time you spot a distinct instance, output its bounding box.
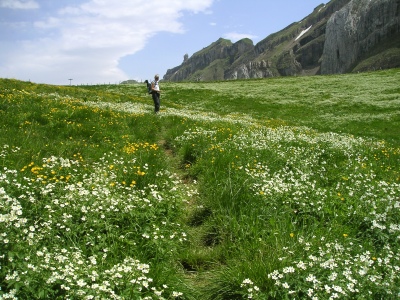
[0,70,399,299]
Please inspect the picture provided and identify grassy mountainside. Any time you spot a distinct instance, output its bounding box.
[1,70,399,299]
[165,0,400,81]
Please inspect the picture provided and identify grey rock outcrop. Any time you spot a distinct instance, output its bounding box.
[228,60,274,80]
[164,38,254,82]
[163,0,400,81]
[321,0,400,74]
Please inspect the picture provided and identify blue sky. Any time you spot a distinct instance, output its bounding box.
[0,0,326,85]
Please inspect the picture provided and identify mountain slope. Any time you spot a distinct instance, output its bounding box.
[163,0,400,81]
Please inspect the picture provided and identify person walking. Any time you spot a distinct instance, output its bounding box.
[151,74,161,113]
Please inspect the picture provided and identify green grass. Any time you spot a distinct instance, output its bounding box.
[0,69,399,299]
[162,71,400,143]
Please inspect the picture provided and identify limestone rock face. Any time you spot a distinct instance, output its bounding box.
[228,60,274,80]
[163,0,400,81]
[321,0,400,74]
[163,38,254,81]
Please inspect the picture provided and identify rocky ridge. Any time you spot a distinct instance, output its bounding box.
[163,0,400,81]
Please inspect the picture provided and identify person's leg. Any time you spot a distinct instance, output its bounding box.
[153,93,160,113]
[152,93,159,113]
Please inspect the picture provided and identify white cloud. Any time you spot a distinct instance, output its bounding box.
[224,32,257,42]
[0,0,39,9]
[0,0,214,84]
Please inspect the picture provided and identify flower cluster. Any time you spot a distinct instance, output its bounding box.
[240,278,260,299]
[267,237,400,299]
[0,145,188,298]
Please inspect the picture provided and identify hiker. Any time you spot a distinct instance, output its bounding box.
[151,74,161,113]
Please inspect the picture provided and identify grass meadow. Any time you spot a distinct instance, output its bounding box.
[0,69,399,299]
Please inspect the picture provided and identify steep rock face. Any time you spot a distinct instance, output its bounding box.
[163,0,399,81]
[228,60,274,79]
[321,0,400,74]
[276,49,303,76]
[163,38,254,81]
[253,0,351,71]
[231,0,351,78]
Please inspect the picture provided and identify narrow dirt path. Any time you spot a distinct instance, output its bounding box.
[156,132,215,295]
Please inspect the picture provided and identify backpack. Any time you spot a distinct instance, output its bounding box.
[144,80,152,94]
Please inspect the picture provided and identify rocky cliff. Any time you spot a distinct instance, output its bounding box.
[164,38,254,81]
[163,0,400,81]
[321,0,400,74]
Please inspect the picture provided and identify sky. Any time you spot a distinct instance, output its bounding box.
[0,0,327,85]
